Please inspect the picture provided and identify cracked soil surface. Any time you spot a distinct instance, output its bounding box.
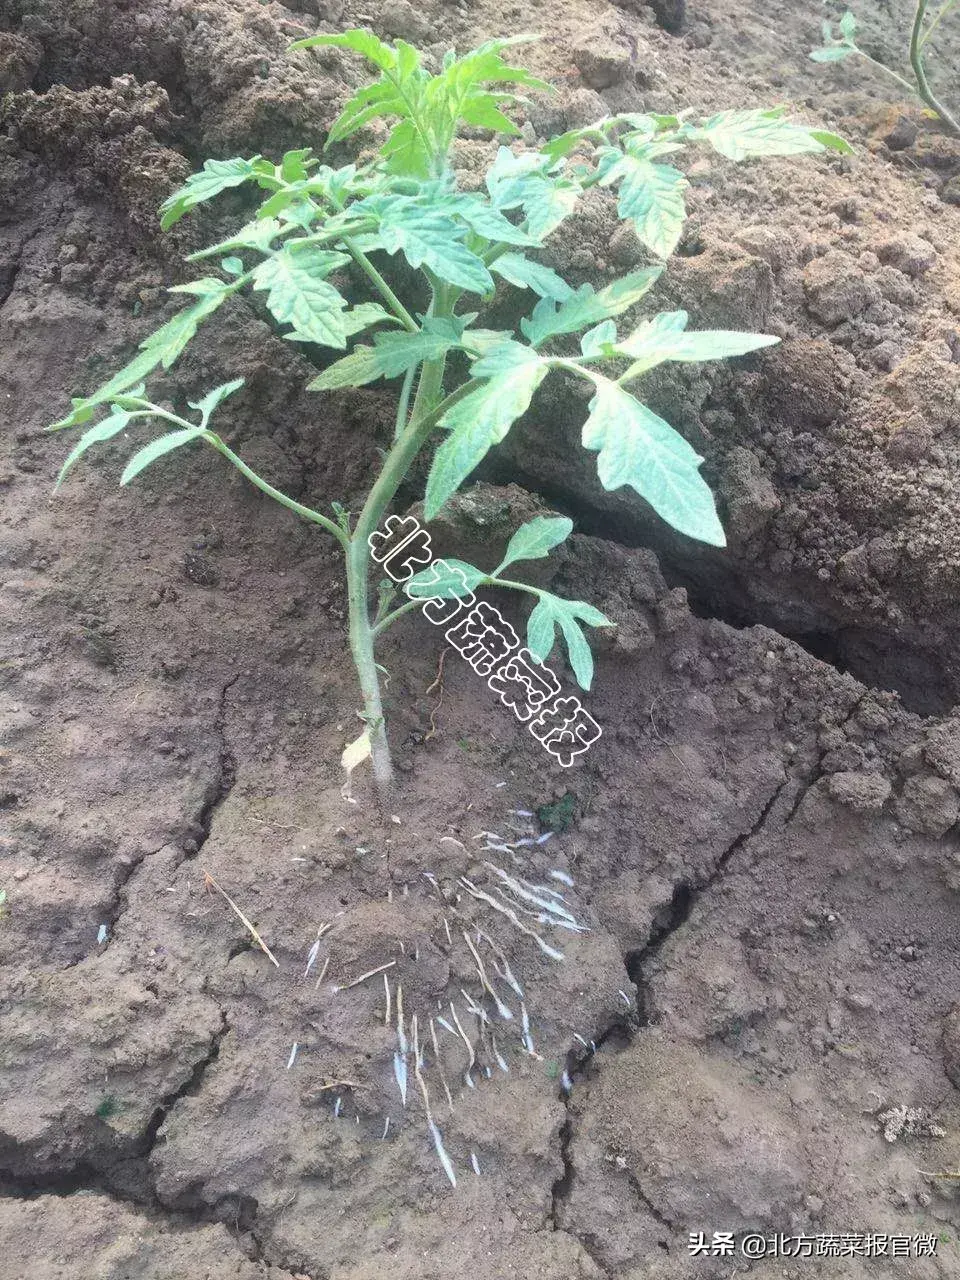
[2,0,960,1277]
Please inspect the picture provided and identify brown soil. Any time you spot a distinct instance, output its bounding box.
[2,1,960,1278]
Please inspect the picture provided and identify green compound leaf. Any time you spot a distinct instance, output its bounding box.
[496,515,573,572]
[520,266,662,347]
[251,243,351,348]
[49,286,234,431]
[600,153,689,258]
[526,593,612,691]
[469,339,543,377]
[120,427,206,486]
[686,108,838,161]
[55,409,133,489]
[406,558,487,598]
[159,156,266,231]
[289,27,399,70]
[377,200,494,293]
[341,302,399,336]
[581,375,726,547]
[839,10,857,40]
[615,310,780,378]
[424,362,548,518]
[490,252,573,300]
[444,195,539,246]
[486,147,580,240]
[309,318,465,390]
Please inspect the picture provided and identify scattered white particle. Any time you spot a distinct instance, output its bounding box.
[304,937,320,979]
[382,1116,390,1140]
[550,870,575,887]
[290,857,308,863]
[334,1095,342,1118]
[560,1070,573,1095]
[618,989,632,1006]
[471,1152,482,1175]
[286,1042,299,1070]
[536,831,554,844]
[494,782,507,788]
[510,809,534,817]
[96,924,108,945]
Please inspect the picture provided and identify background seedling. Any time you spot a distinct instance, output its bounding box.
[48,30,847,788]
[811,4,960,137]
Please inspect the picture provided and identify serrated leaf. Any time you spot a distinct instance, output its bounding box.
[459,94,522,134]
[424,363,548,517]
[526,593,611,690]
[142,288,233,368]
[186,218,284,262]
[188,378,245,425]
[309,320,465,390]
[491,252,573,299]
[289,28,398,70]
[49,289,231,432]
[159,156,265,231]
[252,243,350,348]
[406,558,487,597]
[49,350,162,431]
[342,302,398,336]
[688,109,833,161]
[616,310,779,376]
[55,409,133,488]
[496,515,573,572]
[521,266,662,346]
[485,147,580,240]
[601,153,689,258]
[580,319,617,357]
[809,46,857,62]
[377,201,493,292]
[469,339,543,377]
[462,328,517,357]
[581,375,725,546]
[120,427,205,486]
[446,196,538,246]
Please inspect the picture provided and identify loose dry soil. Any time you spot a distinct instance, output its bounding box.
[3,1,960,1277]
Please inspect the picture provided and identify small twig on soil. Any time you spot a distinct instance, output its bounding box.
[333,959,397,991]
[202,868,279,967]
[314,1079,368,1092]
[424,647,450,742]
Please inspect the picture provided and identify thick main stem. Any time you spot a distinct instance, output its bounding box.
[346,535,393,787]
[343,367,474,791]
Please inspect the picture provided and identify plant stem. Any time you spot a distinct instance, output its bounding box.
[909,0,960,136]
[205,434,348,547]
[342,378,477,787]
[341,235,419,331]
[346,535,394,787]
[394,365,416,441]
[855,49,920,100]
[372,596,421,637]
